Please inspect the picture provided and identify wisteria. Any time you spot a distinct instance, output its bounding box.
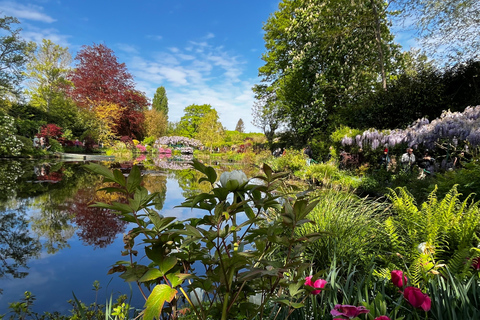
[341,106,480,151]
[153,159,193,170]
[154,136,203,148]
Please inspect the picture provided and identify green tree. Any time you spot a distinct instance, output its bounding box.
[395,0,480,63]
[177,104,213,138]
[235,118,245,133]
[152,86,168,118]
[0,16,34,110]
[197,109,224,151]
[24,39,73,114]
[257,0,402,143]
[252,84,284,148]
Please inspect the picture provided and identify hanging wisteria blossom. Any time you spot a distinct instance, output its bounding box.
[341,106,480,151]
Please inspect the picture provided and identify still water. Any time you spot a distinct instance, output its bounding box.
[0,156,250,315]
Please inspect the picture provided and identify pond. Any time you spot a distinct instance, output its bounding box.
[0,156,252,315]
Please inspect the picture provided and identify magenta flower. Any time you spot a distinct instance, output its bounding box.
[472,257,480,270]
[403,286,431,311]
[304,276,327,295]
[330,304,369,319]
[391,270,408,288]
[374,316,391,320]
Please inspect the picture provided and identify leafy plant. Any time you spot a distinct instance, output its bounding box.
[85,160,323,320]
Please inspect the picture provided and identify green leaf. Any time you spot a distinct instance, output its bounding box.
[143,284,177,320]
[139,268,163,282]
[159,256,177,275]
[83,163,116,182]
[126,165,142,194]
[166,273,191,287]
[113,169,126,187]
[185,224,202,237]
[205,166,217,184]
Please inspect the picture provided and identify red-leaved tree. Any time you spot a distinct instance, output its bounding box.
[68,43,147,138]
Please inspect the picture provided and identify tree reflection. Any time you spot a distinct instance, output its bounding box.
[143,173,167,212]
[0,206,41,281]
[70,187,127,248]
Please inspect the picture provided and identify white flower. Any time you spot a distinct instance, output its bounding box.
[190,288,205,306]
[417,242,427,254]
[248,293,262,306]
[219,170,248,188]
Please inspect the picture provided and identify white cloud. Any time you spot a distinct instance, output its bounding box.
[21,26,71,47]
[116,43,139,54]
[146,34,163,41]
[0,1,55,23]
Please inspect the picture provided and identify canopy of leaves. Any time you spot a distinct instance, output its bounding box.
[176,104,214,138]
[0,16,33,106]
[197,109,224,149]
[235,118,245,133]
[67,43,148,138]
[257,0,402,142]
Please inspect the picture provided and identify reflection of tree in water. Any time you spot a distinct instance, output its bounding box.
[0,160,25,202]
[70,185,127,249]
[142,174,167,212]
[29,194,76,254]
[172,169,212,199]
[0,206,41,283]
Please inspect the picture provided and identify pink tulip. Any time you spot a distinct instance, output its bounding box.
[304,276,327,295]
[330,304,369,319]
[403,286,431,311]
[374,316,391,320]
[391,270,408,288]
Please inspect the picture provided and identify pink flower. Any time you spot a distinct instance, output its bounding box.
[391,270,408,288]
[330,304,369,319]
[374,316,391,320]
[403,286,431,311]
[304,276,327,295]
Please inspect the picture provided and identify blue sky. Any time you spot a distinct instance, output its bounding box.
[3,0,415,133]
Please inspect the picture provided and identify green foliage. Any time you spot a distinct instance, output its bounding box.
[0,113,23,156]
[85,161,323,320]
[382,186,480,283]
[297,189,388,274]
[176,104,213,138]
[48,138,64,152]
[152,86,168,117]
[266,149,307,172]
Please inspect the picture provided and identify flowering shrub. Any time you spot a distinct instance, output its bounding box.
[154,136,202,148]
[341,105,480,151]
[0,114,23,156]
[136,144,147,153]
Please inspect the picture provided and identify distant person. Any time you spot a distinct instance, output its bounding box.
[33,136,40,148]
[401,148,415,171]
[304,145,313,166]
[378,148,391,169]
[419,151,435,175]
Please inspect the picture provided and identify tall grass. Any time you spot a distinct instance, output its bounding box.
[297,189,389,274]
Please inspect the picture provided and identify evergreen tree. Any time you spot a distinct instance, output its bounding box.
[235,118,245,133]
[152,86,168,118]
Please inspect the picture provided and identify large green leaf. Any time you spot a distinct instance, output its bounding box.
[126,165,142,194]
[143,284,177,320]
[84,163,116,182]
[139,268,163,282]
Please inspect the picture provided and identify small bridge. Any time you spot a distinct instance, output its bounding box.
[55,153,115,161]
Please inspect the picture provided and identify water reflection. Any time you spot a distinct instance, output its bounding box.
[0,206,41,283]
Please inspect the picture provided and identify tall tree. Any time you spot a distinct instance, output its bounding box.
[68,43,148,138]
[235,118,245,133]
[152,86,168,118]
[24,39,72,114]
[0,16,33,109]
[177,104,213,138]
[144,109,168,139]
[257,0,402,142]
[197,109,224,151]
[252,84,284,148]
[394,0,480,63]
